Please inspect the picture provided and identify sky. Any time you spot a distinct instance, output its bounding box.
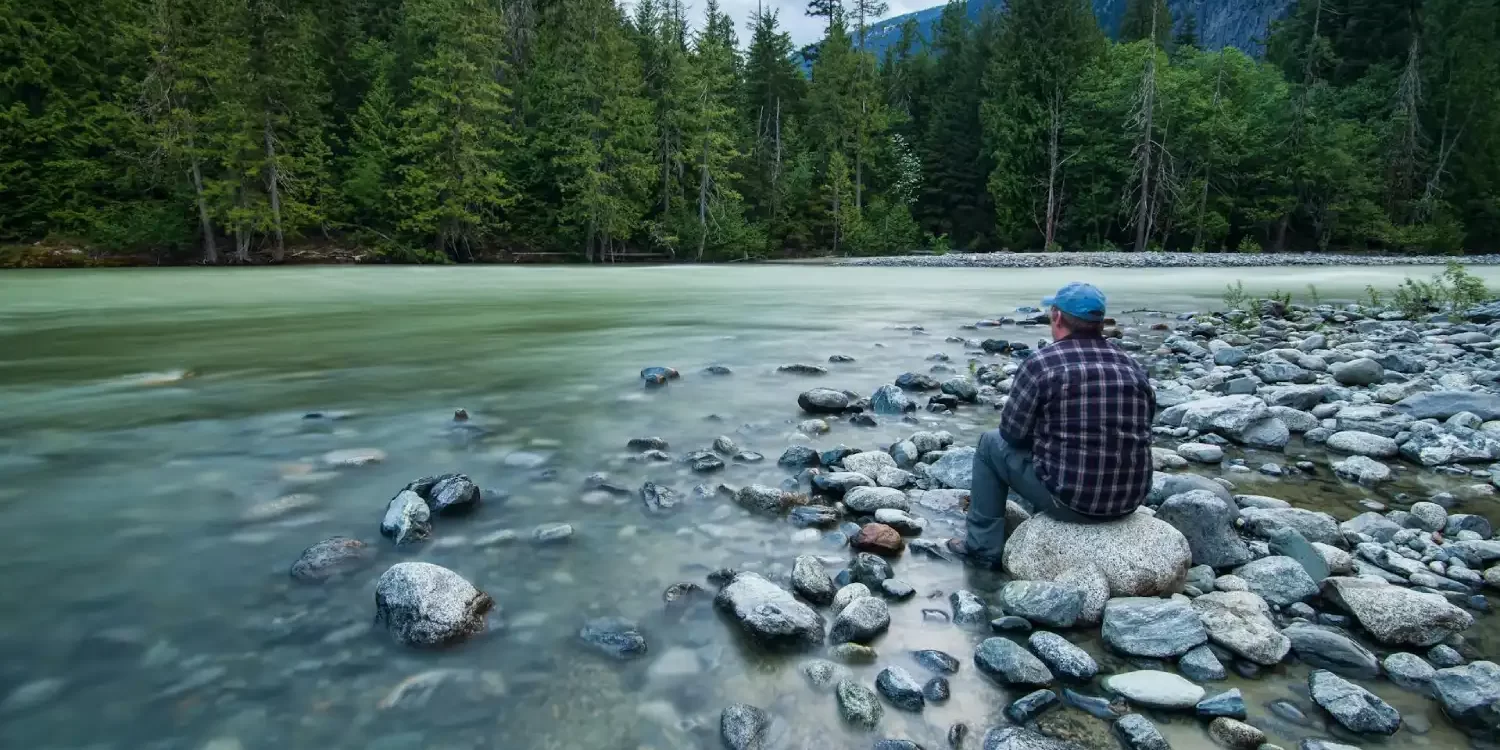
[649,0,940,47]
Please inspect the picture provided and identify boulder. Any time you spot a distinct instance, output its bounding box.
[928,447,975,490]
[1192,591,1290,666]
[1233,556,1319,606]
[1238,507,1339,545]
[1240,417,1291,450]
[875,666,926,711]
[871,384,916,414]
[1268,528,1330,582]
[1284,623,1378,678]
[835,679,883,728]
[829,596,890,643]
[720,704,770,750]
[1004,512,1190,625]
[735,485,789,515]
[1159,395,1265,436]
[1400,427,1500,466]
[843,451,898,480]
[950,589,989,626]
[1177,443,1225,463]
[843,486,910,513]
[380,491,432,545]
[1027,631,1098,680]
[998,581,1086,628]
[714,572,826,647]
[1332,358,1385,386]
[1431,661,1500,734]
[1104,670,1205,710]
[1333,455,1393,485]
[799,388,851,414]
[1148,472,1234,505]
[289,537,373,582]
[974,637,1054,687]
[1260,384,1328,411]
[1325,431,1400,458]
[374,563,493,647]
[851,524,904,556]
[1308,669,1401,735]
[1101,597,1207,658]
[1334,405,1414,437]
[1323,577,1474,647]
[1208,718,1265,750]
[1113,714,1171,750]
[850,553,893,588]
[1180,645,1227,682]
[981,727,1084,750]
[1155,490,1251,568]
[792,555,835,605]
[1384,652,1437,694]
[1397,391,1500,421]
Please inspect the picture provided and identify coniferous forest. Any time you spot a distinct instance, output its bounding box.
[2,0,1499,263]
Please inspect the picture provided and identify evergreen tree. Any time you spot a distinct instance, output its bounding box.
[982,0,1105,248]
[1173,11,1199,51]
[1119,0,1171,48]
[683,0,753,260]
[741,6,806,251]
[392,0,516,260]
[917,1,989,247]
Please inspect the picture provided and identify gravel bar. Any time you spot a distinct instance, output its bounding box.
[841,252,1500,269]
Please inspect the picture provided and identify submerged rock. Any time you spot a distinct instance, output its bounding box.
[579,616,648,659]
[374,562,493,647]
[1431,661,1500,735]
[836,679,883,729]
[720,704,770,750]
[829,597,890,644]
[290,536,373,582]
[1308,669,1401,735]
[380,490,432,545]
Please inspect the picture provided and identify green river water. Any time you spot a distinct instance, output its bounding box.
[2,264,1498,750]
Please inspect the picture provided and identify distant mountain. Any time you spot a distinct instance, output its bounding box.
[859,0,1297,60]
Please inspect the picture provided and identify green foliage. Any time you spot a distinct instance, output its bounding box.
[1222,280,1249,310]
[1305,284,1320,306]
[1237,236,1263,254]
[4,0,1500,261]
[1364,284,1385,308]
[928,232,951,255]
[1380,261,1491,318]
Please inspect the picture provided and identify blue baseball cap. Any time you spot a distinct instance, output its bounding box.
[1042,282,1107,322]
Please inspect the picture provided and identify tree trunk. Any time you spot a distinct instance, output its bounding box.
[1043,91,1061,250]
[697,134,709,262]
[1193,56,1224,252]
[264,116,285,262]
[189,151,217,265]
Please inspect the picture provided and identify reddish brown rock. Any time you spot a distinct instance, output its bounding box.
[853,523,904,556]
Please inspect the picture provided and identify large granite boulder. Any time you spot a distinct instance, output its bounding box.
[1308,669,1401,735]
[1004,511,1190,625]
[1284,623,1379,679]
[374,562,494,647]
[997,580,1087,628]
[1432,661,1500,735]
[928,447,975,490]
[714,572,826,647]
[1238,507,1339,545]
[1322,577,1474,647]
[1397,391,1500,421]
[1233,556,1319,606]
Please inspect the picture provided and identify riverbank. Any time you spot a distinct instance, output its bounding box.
[843,251,1500,268]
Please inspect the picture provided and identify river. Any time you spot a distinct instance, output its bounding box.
[2,264,1497,750]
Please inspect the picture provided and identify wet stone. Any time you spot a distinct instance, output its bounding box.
[1006,689,1060,724]
[579,616,648,659]
[836,679,883,729]
[974,637,1053,687]
[1180,644,1228,682]
[1196,688,1247,720]
[875,666,926,711]
[1113,714,1171,750]
[801,659,851,691]
[720,704,770,750]
[1307,669,1401,735]
[1027,631,1098,680]
[951,590,989,626]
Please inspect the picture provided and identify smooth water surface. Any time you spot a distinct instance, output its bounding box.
[2,264,1497,750]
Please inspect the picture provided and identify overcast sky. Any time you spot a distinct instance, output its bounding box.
[640,0,939,47]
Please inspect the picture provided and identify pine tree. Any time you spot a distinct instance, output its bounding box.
[393,0,516,260]
[741,6,806,249]
[982,0,1105,248]
[683,0,750,260]
[1173,11,1199,51]
[1119,0,1171,48]
[341,46,400,232]
[918,1,989,247]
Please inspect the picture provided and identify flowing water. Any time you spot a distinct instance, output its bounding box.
[3,264,1499,750]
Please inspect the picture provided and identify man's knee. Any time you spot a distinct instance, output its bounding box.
[978,429,1013,459]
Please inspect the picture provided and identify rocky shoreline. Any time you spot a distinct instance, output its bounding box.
[841,251,1500,269]
[272,294,1500,750]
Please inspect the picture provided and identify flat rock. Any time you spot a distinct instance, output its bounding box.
[1234,556,1318,606]
[1333,455,1393,485]
[1192,591,1290,666]
[1397,391,1500,421]
[1431,661,1500,734]
[1323,577,1474,647]
[1239,507,1339,545]
[1102,597,1206,658]
[1308,669,1401,735]
[1325,431,1400,458]
[290,537,373,582]
[844,486,910,513]
[579,616,648,659]
[1104,670,1206,710]
[998,581,1086,628]
[1285,623,1378,678]
[1004,511,1191,625]
[374,563,493,647]
[843,451,898,480]
[714,572,826,647]
[974,637,1054,687]
[1195,688,1246,719]
[1383,652,1436,694]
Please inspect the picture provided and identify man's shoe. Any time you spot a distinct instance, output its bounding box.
[946,537,1004,570]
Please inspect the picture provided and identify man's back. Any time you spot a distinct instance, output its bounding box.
[999,335,1155,517]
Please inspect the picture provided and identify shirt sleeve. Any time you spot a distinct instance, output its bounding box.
[1000,358,1046,448]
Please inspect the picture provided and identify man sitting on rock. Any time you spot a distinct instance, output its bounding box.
[947,282,1156,567]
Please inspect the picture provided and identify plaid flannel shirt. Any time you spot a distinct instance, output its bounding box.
[999,334,1156,517]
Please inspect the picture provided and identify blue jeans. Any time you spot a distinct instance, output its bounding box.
[966,430,1096,561]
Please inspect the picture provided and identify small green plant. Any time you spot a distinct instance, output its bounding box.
[927,232,951,256]
[1441,260,1489,311]
[1222,280,1249,311]
[1237,236,1263,254]
[1268,289,1292,308]
[1190,244,1206,254]
[1306,284,1321,306]
[1392,277,1436,319]
[1044,241,1063,253]
[1364,285,1384,308]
